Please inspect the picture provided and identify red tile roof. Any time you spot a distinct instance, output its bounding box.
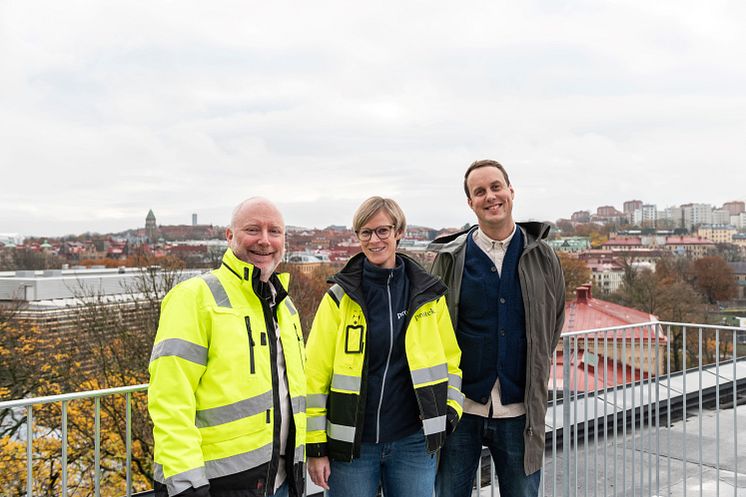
[550,349,646,391]
[552,285,667,392]
[602,237,642,246]
[562,285,662,341]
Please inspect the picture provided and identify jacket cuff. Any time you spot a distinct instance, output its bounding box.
[306,442,328,457]
[446,406,460,436]
[173,484,210,497]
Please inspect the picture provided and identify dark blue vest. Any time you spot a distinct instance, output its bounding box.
[456,228,527,405]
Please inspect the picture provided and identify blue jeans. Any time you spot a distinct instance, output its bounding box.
[327,430,436,497]
[435,414,540,497]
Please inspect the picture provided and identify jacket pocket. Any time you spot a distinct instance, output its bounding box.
[245,316,256,374]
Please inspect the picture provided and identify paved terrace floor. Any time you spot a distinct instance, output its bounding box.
[476,404,746,497]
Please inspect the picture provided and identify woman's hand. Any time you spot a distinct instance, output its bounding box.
[308,456,331,490]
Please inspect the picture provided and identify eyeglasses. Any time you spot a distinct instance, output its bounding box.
[356,225,395,241]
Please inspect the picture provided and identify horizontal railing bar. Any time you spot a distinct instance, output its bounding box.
[558,322,745,339]
[5,356,744,411]
[0,384,148,409]
[658,321,746,332]
[559,321,660,337]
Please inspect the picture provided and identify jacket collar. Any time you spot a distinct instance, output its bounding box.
[220,248,290,302]
[428,222,551,255]
[362,256,406,287]
[331,251,445,304]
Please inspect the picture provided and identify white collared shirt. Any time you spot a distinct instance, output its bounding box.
[473,225,516,277]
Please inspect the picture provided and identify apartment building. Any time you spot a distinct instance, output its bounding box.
[696,224,737,244]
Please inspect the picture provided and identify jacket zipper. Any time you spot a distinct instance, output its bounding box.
[262,298,282,493]
[519,256,533,436]
[245,316,256,374]
[293,323,305,371]
[375,271,395,442]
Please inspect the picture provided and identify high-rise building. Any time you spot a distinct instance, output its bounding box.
[722,201,745,216]
[662,206,684,229]
[192,213,198,226]
[633,204,657,227]
[623,200,643,216]
[712,209,731,225]
[571,210,591,223]
[682,203,713,231]
[596,205,619,217]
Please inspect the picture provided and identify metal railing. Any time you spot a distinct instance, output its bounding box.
[0,384,148,497]
[474,321,746,497]
[1,321,745,497]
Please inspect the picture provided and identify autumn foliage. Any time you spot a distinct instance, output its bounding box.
[277,262,344,338]
[557,252,592,298]
[0,255,181,496]
[1,256,344,496]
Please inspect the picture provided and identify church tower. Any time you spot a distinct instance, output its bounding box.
[146,209,157,243]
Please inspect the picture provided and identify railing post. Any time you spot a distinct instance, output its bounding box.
[126,392,133,497]
[734,328,739,496]
[26,405,33,497]
[562,335,571,497]
[95,396,101,497]
[62,400,69,497]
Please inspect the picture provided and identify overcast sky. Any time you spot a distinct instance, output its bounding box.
[1,1,745,237]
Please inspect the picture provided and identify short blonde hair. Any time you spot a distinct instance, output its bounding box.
[352,196,407,234]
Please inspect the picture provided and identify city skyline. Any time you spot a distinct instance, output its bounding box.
[3,195,745,239]
[2,2,745,236]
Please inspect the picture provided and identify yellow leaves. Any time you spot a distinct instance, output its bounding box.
[1,392,153,497]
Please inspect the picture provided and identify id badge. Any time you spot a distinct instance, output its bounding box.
[345,325,364,353]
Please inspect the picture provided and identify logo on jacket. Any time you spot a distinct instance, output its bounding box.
[413,308,435,322]
[397,309,408,320]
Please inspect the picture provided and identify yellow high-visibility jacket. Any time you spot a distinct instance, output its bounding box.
[305,253,463,461]
[148,249,306,497]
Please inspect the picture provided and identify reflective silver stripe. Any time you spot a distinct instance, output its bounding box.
[328,284,345,304]
[448,373,462,391]
[294,444,305,464]
[204,443,273,480]
[422,415,447,436]
[285,299,298,315]
[291,395,306,414]
[448,388,465,408]
[154,464,208,496]
[307,415,327,431]
[307,393,328,409]
[153,462,165,483]
[327,421,356,443]
[411,363,448,385]
[150,338,208,366]
[331,373,361,392]
[201,273,231,308]
[195,391,272,428]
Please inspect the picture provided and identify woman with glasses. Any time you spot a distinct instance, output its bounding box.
[305,196,464,497]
